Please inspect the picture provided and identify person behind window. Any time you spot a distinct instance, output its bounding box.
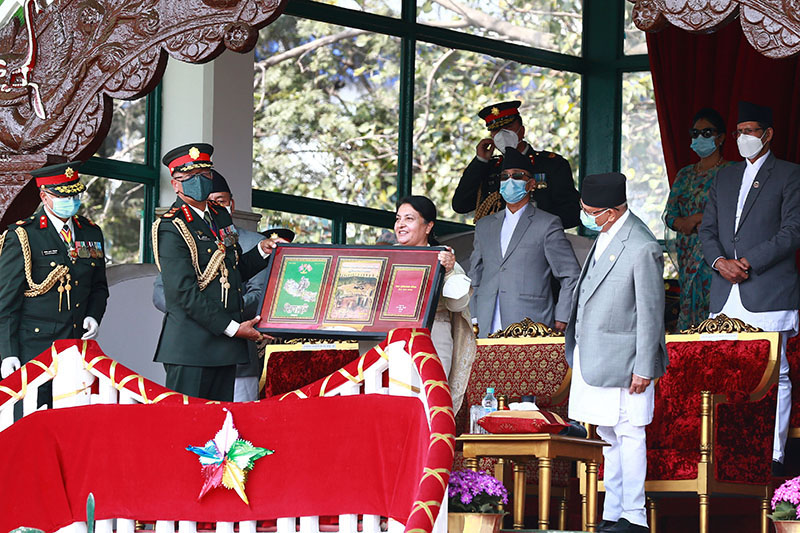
[394,195,476,414]
[664,108,733,331]
[451,100,580,228]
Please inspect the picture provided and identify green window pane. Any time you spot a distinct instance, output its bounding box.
[308,0,400,17]
[417,0,583,57]
[620,71,668,239]
[80,174,146,264]
[254,207,333,244]
[347,222,395,244]
[411,44,581,223]
[95,97,148,164]
[624,2,647,55]
[253,16,401,211]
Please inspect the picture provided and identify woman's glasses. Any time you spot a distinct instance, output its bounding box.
[689,128,718,139]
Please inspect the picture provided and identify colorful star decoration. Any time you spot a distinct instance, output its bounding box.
[187,408,274,505]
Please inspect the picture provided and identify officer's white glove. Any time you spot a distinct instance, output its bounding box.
[81,316,99,340]
[1,357,21,379]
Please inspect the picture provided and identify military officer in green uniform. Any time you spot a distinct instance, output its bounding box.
[452,100,581,227]
[0,162,109,380]
[153,143,286,401]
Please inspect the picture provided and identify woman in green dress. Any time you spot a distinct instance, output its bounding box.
[664,108,734,331]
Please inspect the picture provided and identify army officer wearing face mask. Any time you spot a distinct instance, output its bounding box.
[468,148,580,337]
[0,162,109,382]
[452,100,580,227]
[152,143,288,401]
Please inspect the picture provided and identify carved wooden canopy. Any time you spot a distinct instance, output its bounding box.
[630,0,800,59]
[0,0,286,227]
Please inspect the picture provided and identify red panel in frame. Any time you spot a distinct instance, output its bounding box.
[257,244,445,339]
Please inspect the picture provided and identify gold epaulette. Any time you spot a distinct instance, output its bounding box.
[161,207,179,219]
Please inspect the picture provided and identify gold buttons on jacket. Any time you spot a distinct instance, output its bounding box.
[207,248,213,254]
[50,262,56,267]
[34,327,40,333]
[75,303,80,308]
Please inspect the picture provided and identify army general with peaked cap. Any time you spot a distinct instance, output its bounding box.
[0,162,109,380]
[153,143,288,401]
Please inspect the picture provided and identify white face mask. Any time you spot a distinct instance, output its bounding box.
[493,129,519,154]
[737,131,766,159]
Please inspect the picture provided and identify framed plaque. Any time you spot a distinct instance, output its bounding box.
[257,244,445,339]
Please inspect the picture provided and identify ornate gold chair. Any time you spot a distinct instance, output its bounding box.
[453,318,574,529]
[580,315,779,533]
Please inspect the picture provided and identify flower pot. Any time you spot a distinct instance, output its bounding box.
[448,512,504,533]
[774,521,800,533]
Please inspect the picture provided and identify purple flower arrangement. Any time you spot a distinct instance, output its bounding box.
[771,475,800,520]
[448,469,509,514]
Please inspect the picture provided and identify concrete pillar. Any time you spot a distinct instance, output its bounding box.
[159,50,259,229]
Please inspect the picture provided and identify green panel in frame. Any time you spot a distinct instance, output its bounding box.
[411,43,582,223]
[416,0,583,57]
[253,15,401,212]
[620,71,669,239]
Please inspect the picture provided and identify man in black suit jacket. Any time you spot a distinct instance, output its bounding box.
[699,101,800,474]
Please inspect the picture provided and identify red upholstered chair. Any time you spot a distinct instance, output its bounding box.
[259,340,361,398]
[581,321,779,533]
[453,319,572,529]
[785,334,800,437]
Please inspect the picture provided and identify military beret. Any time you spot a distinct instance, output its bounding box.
[210,169,231,194]
[30,161,85,197]
[262,228,295,243]
[478,100,521,131]
[581,172,627,208]
[162,143,214,174]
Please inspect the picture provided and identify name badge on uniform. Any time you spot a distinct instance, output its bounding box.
[42,249,59,256]
[219,224,239,247]
[195,230,212,241]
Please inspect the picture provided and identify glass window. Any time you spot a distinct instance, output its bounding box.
[254,208,333,244]
[311,0,400,17]
[623,2,647,55]
[80,174,146,264]
[347,222,394,244]
[412,44,581,223]
[253,17,401,211]
[620,71,668,239]
[96,97,148,164]
[417,0,583,57]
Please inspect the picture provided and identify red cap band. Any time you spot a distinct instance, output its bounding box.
[35,173,79,187]
[484,107,519,123]
[168,152,212,173]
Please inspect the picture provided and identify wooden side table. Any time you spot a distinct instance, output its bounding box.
[457,433,607,532]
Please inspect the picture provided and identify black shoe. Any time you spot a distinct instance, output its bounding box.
[596,519,617,532]
[607,518,650,532]
[773,460,787,477]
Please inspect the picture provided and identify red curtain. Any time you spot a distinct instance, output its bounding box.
[646,20,800,185]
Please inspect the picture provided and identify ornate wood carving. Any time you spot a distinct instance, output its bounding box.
[680,313,763,334]
[487,317,565,338]
[629,0,800,59]
[0,0,286,227]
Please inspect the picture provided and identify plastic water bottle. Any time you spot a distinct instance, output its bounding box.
[482,387,498,414]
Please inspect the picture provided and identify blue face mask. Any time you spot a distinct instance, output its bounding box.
[499,178,528,204]
[51,196,81,219]
[580,208,608,232]
[690,135,718,158]
[181,174,213,202]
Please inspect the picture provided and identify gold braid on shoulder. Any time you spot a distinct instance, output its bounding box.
[151,218,162,272]
[0,230,6,258]
[474,191,504,223]
[15,227,70,298]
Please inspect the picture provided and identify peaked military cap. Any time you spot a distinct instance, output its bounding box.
[581,172,627,208]
[478,100,522,131]
[210,169,231,194]
[162,143,214,175]
[501,148,535,175]
[30,161,85,197]
[262,228,295,243]
[737,101,773,128]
